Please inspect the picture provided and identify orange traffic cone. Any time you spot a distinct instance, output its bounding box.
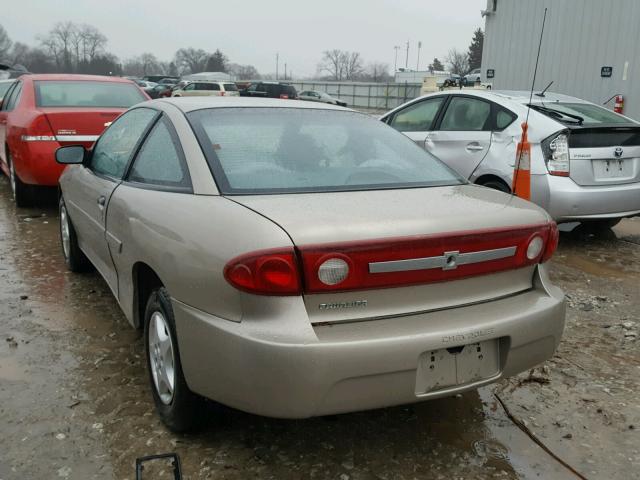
[512,122,531,200]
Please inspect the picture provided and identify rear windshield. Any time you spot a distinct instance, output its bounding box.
[0,81,14,98]
[188,108,463,194]
[35,81,147,108]
[538,102,632,125]
[223,83,238,91]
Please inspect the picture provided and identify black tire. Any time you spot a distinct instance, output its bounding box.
[8,152,33,207]
[59,196,91,272]
[477,178,511,193]
[144,287,205,432]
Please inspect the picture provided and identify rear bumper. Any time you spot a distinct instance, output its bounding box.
[531,173,640,221]
[12,141,66,186]
[174,265,565,418]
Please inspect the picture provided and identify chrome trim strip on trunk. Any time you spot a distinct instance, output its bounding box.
[368,246,517,274]
[56,135,99,142]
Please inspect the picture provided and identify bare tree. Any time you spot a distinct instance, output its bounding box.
[174,48,209,74]
[39,22,108,72]
[79,25,107,63]
[319,49,345,80]
[228,63,260,80]
[363,62,391,82]
[123,53,163,77]
[446,48,469,76]
[343,51,363,80]
[0,24,12,61]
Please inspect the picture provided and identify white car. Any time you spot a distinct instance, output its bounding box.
[463,69,482,85]
[299,90,347,107]
[172,81,239,97]
[381,90,640,227]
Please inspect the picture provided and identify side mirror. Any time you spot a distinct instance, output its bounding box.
[56,145,86,165]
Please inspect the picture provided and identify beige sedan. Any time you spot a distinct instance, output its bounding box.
[55,97,565,432]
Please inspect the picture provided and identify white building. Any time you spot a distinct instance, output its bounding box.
[481,0,640,119]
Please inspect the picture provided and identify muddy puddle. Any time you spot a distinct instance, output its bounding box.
[0,179,638,479]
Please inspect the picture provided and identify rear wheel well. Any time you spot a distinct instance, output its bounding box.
[475,174,511,193]
[133,262,164,330]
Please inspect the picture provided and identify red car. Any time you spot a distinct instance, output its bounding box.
[0,74,149,206]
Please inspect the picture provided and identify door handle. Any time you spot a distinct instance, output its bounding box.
[466,143,484,152]
[97,196,106,209]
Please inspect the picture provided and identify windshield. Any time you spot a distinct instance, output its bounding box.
[0,81,14,98]
[223,83,238,91]
[537,102,632,125]
[35,81,146,107]
[188,107,463,194]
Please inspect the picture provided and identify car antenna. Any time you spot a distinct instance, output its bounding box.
[513,7,548,198]
[535,80,553,98]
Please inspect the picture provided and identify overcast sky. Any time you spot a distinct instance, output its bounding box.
[3,0,485,77]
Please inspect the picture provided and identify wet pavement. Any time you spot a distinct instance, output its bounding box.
[0,178,638,480]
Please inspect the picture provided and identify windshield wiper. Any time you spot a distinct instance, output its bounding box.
[529,104,584,125]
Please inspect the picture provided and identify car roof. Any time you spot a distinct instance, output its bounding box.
[155,96,351,113]
[488,90,590,105]
[17,73,135,83]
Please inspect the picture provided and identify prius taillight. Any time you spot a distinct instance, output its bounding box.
[223,222,559,295]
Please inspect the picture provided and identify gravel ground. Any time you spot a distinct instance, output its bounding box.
[0,179,638,480]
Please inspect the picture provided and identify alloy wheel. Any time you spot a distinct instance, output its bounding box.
[148,311,176,405]
[60,204,71,260]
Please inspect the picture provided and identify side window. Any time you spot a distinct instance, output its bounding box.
[494,106,517,131]
[0,83,17,111]
[127,117,191,190]
[90,108,158,179]
[439,97,491,131]
[390,97,445,132]
[3,81,22,111]
[184,83,195,91]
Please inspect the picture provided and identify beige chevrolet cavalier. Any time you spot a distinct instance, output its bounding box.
[55,97,565,432]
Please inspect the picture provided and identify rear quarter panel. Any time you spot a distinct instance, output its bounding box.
[104,187,295,326]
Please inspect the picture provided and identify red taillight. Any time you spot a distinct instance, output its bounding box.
[224,248,301,295]
[542,222,559,262]
[279,94,289,99]
[220,91,226,96]
[21,115,56,142]
[224,223,558,295]
[300,223,558,294]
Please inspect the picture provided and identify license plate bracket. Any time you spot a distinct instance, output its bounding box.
[415,339,500,395]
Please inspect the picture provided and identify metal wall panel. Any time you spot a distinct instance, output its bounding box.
[481,0,640,119]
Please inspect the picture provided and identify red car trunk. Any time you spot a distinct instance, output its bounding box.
[40,108,124,147]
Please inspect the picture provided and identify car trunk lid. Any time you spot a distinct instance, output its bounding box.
[569,125,640,186]
[40,108,124,147]
[230,185,553,323]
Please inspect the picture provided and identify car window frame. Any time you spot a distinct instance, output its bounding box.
[387,95,448,132]
[492,104,518,131]
[1,81,22,112]
[87,106,161,182]
[433,94,493,132]
[123,114,193,194]
[0,81,17,110]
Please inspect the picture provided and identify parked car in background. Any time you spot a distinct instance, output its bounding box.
[438,74,461,88]
[299,90,347,107]
[143,75,179,84]
[0,79,15,102]
[463,69,482,86]
[0,74,148,206]
[240,81,298,99]
[172,81,239,97]
[56,96,564,432]
[382,90,640,228]
[145,84,174,99]
[134,79,158,89]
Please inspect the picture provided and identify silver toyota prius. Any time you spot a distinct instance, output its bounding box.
[55,97,565,432]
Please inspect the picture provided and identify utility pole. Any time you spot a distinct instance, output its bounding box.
[276,52,279,80]
[405,40,410,69]
[416,41,422,71]
[284,62,287,80]
[393,45,401,72]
